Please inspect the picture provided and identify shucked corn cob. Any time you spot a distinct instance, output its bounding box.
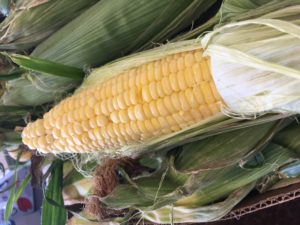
[22,49,223,153]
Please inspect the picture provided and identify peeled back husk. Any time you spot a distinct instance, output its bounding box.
[0,0,99,50]
[201,4,300,115]
[1,0,217,106]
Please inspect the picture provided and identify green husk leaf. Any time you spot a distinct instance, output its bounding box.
[273,122,300,155]
[2,52,84,80]
[0,70,22,80]
[101,160,188,210]
[0,0,99,50]
[176,143,297,208]
[4,152,27,222]
[0,54,23,80]
[4,182,16,223]
[32,0,216,68]
[63,169,85,187]
[176,0,297,41]
[1,76,62,106]
[0,105,33,128]
[135,0,217,51]
[240,152,265,169]
[173,120,278,172]
[41,160,67,225]
[14,174,32,203]
[1,130,22,145]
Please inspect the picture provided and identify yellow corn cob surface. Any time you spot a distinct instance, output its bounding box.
[22,49,223,153]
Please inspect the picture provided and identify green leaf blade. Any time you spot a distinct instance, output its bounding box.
[41,160,67,225]
[2,53,85,80]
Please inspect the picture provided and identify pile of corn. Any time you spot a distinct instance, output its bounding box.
[0,0,300,224]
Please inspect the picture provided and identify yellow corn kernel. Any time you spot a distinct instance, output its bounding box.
[96,115,109,127]
[170,93,182,111]
[199,105,212,118]
[200,82,215,104]
[156,98,169,116]
[201,59,212,81]
[148,82,159,99]
[143,103,152,119]
[163,96,176,113]
[134,104,146,121]
[185,88,198,108]
[177,71,187,90]
[169,73,180,92]
[147,62,155,82]
[156,82,164,98]
[161,77,173,95]
[142,85,152,102]
[119,110,130,123]
[178,91,190,111]
[73,123,83,135]
[89,118,98,129]
[176,56,185,71]
[192,63,202,84]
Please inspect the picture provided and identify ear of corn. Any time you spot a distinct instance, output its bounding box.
[1,0,217,106]
[22,48,225,154]
[0,0,99,50]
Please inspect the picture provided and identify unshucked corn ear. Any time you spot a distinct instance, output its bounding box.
[22,3,300,155]
[1,0,217,106]
[0,0,99,50]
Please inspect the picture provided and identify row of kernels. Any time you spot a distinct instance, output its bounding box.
[141,63,213,103]
[75,50,204,102]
